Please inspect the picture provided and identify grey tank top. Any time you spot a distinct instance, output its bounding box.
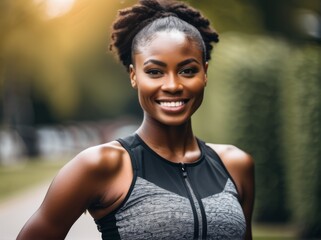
[95,134,246,239]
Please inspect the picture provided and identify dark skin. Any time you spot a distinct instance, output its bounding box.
[17,30,254,240]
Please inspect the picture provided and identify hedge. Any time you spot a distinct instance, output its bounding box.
[280,44,321,238]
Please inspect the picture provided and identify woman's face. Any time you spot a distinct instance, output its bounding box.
[130,30,208,126]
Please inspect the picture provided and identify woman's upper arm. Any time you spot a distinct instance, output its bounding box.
[17,146,110,240]
[237,152,255,240]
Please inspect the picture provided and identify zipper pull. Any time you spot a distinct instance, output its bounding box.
[181,163,187,178]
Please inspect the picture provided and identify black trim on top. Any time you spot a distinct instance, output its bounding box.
[96,214,121,240]
[203,142,243,203]
[134,133,205,166]
[179,164,199,239]
[184,162,208,239]
[186,165,208,239]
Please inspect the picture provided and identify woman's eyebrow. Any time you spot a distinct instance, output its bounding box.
[143,59,167,67]
[177,58,200,67]
[143,58,200,67]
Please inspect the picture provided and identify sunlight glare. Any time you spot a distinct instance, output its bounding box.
[43,0,76,18]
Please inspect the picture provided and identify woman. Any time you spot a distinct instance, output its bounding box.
[17,0,254,239]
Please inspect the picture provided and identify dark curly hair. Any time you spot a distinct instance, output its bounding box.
[110,0,219,71]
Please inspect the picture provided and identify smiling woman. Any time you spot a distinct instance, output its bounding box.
[17,1,254,239]
[129,29,207,127]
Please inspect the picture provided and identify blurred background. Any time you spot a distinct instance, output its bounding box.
[0,0,320,239]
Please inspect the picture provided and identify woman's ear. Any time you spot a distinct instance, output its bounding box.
[204,62,209,86]
[129,64,137,89]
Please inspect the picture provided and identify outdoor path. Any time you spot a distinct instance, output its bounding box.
[0,181,101,240]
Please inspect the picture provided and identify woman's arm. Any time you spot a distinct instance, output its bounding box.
[16,144,121,240]
[233,151,255,240]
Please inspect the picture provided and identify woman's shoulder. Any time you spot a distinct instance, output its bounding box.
[50,140,132,213]
[205,143,254,169]
[68,140,128,177]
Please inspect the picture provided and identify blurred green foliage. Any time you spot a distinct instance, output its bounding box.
[0,0,135,123]
[0,0,320,238]
[281,45,321,238]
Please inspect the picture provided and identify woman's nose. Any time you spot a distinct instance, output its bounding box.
[161,74,183,93]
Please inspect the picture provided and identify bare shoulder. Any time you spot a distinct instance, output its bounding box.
[206,143,254,171]
[47,140,130,199]
[65,140,128,177]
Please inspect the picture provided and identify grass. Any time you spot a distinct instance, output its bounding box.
[0,158,298,239]
[253,224,298,239]
[0,158,67,202]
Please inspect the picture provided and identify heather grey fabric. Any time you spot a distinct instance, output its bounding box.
[95,134,246,240]
[116,177,194,240]
[202,179,246,239]
[114,177,245,240]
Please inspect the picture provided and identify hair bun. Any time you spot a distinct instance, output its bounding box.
[110,0,219,71]
[140,0,163,12]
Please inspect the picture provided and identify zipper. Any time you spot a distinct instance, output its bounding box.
[180,163,206,239]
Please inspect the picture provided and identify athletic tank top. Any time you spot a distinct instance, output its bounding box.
[95,134,246,239]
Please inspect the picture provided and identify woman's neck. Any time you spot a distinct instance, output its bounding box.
[135,117,200,163]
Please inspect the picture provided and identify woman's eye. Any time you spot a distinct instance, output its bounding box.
[179,68,199,76]
[146,69,163,77]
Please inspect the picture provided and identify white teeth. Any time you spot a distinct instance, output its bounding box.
[159,101,184,107]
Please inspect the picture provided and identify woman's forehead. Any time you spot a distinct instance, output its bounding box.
[156,30,186,43]
[135,30,203,60]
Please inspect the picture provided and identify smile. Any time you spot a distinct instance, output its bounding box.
[159,101,185,107]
